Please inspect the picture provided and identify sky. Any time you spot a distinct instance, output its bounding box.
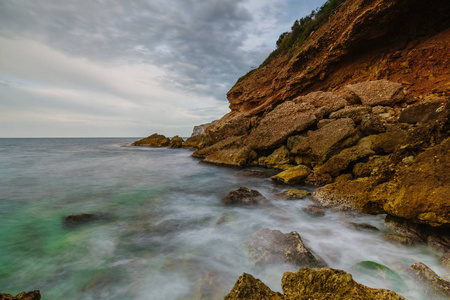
[0,0,325,137]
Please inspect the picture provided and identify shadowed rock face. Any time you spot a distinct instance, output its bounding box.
[225,268,406,300]
[222,187,267,205]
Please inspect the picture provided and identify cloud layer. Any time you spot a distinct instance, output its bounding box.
[0,0,325,137]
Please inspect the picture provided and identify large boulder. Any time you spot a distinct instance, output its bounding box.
[370,130,408,154]
[246,101,317,150]
[225,268,405,300]
[132,133,170,147]
[224,273,283,300]
[295,91,348,112]
[344,80,405,107]
[318,144,375,177]
[329,106,372,123]
[271,165,312,185]
[168,135,184,148]
[291,118,358,163]
[222,187,267,205]
[245,228,324,267]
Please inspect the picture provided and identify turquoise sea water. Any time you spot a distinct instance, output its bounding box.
[0,138,446,299]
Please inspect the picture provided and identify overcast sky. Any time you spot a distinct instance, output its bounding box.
[0,0,325,137]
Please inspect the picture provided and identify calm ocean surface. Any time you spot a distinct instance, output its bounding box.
[0,138,445,299]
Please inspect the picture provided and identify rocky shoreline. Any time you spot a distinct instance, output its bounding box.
[130,0,450,297]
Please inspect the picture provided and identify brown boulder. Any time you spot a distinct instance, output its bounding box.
[360,114,386,135]
[271,165,312,185]
[291,118,358,163]
[132,133,170,147]
[353,155,390,178]
[246,101,317,150]
[168,135,184,148]
[224,273,283,300]
[182,134,208,149]
[329,106,372,123]
[203,146,257,167]
[344,80,405,107]
[318,144,375,177]
[370,130,408,154]
[303,205,325,217]
[0,291,41,300]
[295,91,348,112]
[281,268,405,300]
[222,187,266,205]
[245,228,324,267]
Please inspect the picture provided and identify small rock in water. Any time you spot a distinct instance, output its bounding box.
[349,222,379,232]
[410,262,450,297]
[63,213,101,228]
[222,187,267,205]
[0,290,41,300]
[383,234,414,246]
[215,212,234,227]
[304,205,325,217]
[244,228,325,267]
[275,189,311,200]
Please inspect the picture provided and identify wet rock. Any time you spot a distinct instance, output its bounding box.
[263,146,290,167]
[383,234,414,246]
[271,165,311,185]
[349,223,379,232]
[410,262,450,297]
[222,187,267,205]
[215,213,234,227]
[276,189,311,200]
[304,205,325,217]
[234,169,272,178]
[132,133,171,147]
[370,130,408,154]
[0,291,41,300]
[399,101,448,124]
[63,213,102,228]
[344,80,405,107]
[384,215,425,244]
[245,228,324,267]
[305,172,333,186]
[329,106,372,123]
[352,261,406,292]
[168,135,184,148]
[360,114,386,135]
[281,268,405,300]
[427,235,450,254]
[224,273,283,300]
[318,144,375,177]
[246,101,317,150]
[440,253,450,271]
[291,118,358,164]
[190,271,228,300]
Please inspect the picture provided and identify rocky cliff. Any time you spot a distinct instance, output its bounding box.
[183,0,450,228]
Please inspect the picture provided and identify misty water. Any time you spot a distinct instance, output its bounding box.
[0,138,446,299]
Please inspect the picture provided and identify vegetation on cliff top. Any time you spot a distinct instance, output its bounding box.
[235,0,347,85]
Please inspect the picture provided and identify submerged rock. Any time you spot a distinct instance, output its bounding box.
[303,205,325,217]
[349,223,379,232]
[245,228,324,268]
[410,262,450,297]
[63,213,102,228]
[0,291,41,300]
[132,133,170,147]
[271,165,311,185]
[222,187,266,205]
[225,268,406,300]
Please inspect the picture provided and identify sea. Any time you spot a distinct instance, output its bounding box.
[0,138,446,299]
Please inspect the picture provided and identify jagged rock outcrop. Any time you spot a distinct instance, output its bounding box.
[132,133,170,147]
[191,120,218,137]
[225,268,405,300]
[168,135,184,148]
[0,291,41,300]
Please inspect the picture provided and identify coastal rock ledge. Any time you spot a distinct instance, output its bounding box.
[224,268,405,300]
